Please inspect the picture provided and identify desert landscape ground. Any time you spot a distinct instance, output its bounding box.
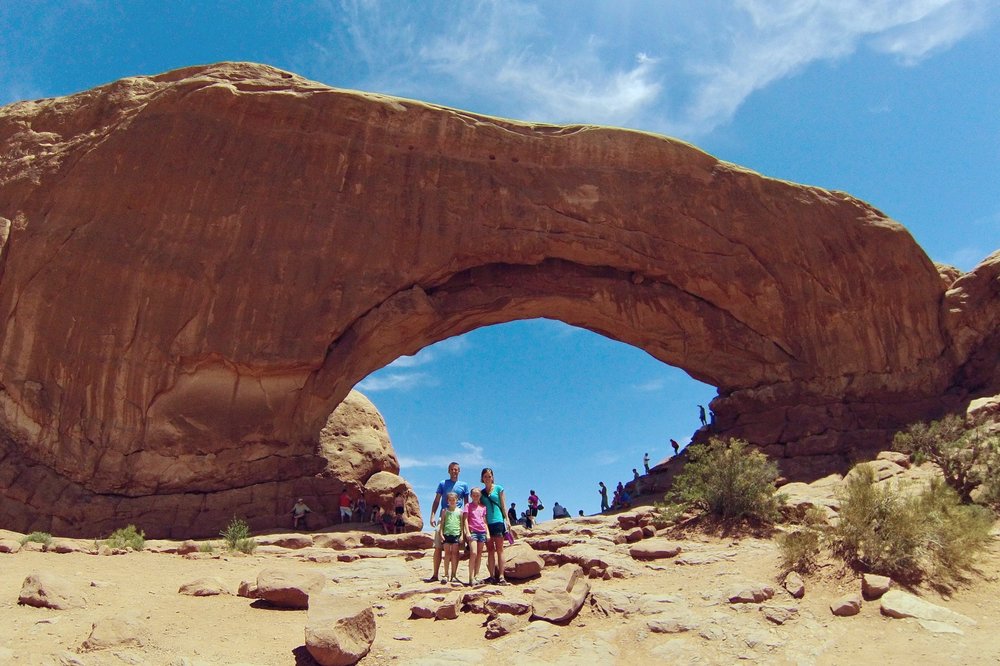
[2,455,999,666]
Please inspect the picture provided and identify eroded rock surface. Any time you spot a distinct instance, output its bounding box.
[0,63,997,537]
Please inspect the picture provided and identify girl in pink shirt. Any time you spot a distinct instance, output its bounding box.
[462,487,488,586]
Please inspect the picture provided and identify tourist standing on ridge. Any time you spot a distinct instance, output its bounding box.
[632,468,642,496]
[426,462,470,583]
[698,405,708,427]
[598,481,609,512]
[480,467,511,585]
[643,452,651,473]
[671,439,680,456]
[528,489,541,522]
[507,502,517,525]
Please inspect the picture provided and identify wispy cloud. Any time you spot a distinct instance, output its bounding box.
[398,441,493,469]
[356,371,437,392]
[311,0,995,138]
[633,378,666,392]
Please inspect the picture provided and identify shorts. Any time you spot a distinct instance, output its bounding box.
[394,506,404,515]
[487,521,507,538]
[470,530,487,543]
[529,506,538,517]
[340,507,352,518]
[443,534,460,544]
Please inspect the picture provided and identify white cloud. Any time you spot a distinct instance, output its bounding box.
[316,0,995,138]
[356,371,437,392]
[398,441,493,469]
[633,378,666,392]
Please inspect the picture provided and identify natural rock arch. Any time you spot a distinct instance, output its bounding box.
[0,63,996,536]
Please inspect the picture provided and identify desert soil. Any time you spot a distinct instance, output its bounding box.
[2,514,999,666]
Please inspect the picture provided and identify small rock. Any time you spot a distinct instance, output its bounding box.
[783,571,805,599]
[531,564,591,623]
[485,613,528,639]
[876,451,911,469]
[82,616,148,651]
[485,596,532,616]
[647,616,694,634]
[237,579,259,598]
[18,572,87,610]
[830,593,862,617]
[305,592,375,666]
[880,590,976,626]
[728,583,774,604]
[178,577,231,596]
[628,538,682,560]
[762,604,799,625]
[503,543,545,580]
[861,573,892,600]
[0,539,22,554]
[256,568,325,609]
[175,540,200,555]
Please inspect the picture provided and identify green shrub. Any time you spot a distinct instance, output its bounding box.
[893,415,1000,503]
[20,531,53,547]
[198,541,215,553]
[220,517,256,553]
[778,528,822,573]
[232,537,257,554]
[664,437,784,523]
[829,463,993,583]
[105,525,145,551]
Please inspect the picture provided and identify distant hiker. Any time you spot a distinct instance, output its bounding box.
[578,510,584,517]
[632,468,642,495]
[381,503,396,534]
[552,502,570,519]
[528,489,541,520]
[698,405,708,427]
[370,505,381,526]
[426,462,470,583]
[643,452,651,473]
[353,495,367,523]
[394,492,406,532]
[709,409,716,426]
[507,502,518,525]
[598,482,610,512]
[291,498,311,529]
[338,489,353,523]
[671,439,680,456]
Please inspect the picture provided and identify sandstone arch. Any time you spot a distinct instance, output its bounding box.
[0,63,996,535]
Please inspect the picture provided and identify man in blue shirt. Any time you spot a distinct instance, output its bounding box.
[426,461,470,582]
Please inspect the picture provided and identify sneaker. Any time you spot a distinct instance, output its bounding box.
[497,578,509,586]
[423,576,439,584]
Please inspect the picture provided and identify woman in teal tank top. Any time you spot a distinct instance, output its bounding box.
[480,467,510,585]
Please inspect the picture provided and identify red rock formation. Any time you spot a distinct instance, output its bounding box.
[0,63,996,533]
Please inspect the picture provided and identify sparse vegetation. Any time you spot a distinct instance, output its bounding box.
[220,517,257,554]
[828,463,993,583]
[660,437,785,524]
[19,531,53,547]
[198,541,215,554]
[105,525,145,551]
[778,528,822,573]
[893,415,1000,504]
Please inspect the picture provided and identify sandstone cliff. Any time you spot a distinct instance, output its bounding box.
[0,63,996,534]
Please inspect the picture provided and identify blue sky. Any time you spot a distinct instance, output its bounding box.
[3,1,998,522]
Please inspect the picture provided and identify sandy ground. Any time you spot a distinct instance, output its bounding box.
[2,518,1000,666]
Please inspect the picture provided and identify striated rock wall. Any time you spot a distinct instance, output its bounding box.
[0,63,996,533]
